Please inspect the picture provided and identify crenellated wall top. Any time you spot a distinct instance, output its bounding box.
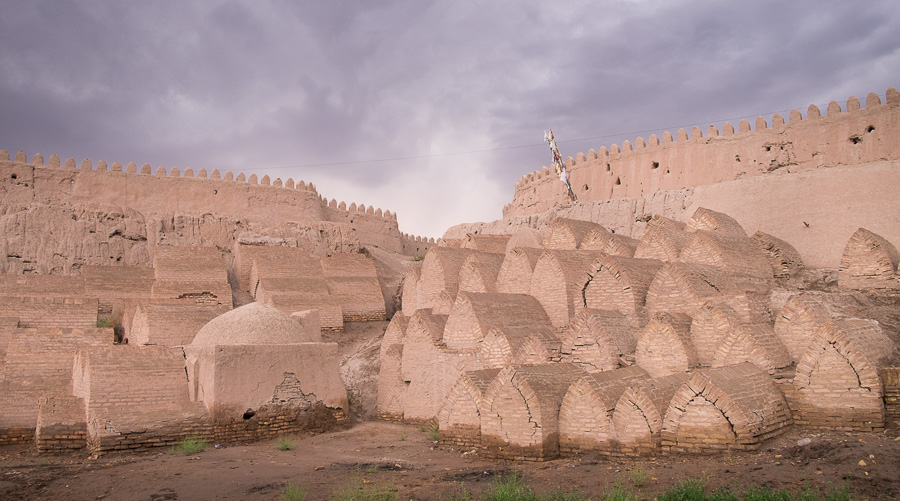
[513,86,900,190]
[0,149,403,227]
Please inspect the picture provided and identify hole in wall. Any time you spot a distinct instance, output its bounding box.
[582,184,589,191]
[866,125,875,133]
[615,177,621,186]
[651,162,659,170]
[764,145,772,152]
[243,409,256,420]
[849,135,862,144]
[606,163,611,172]
[666,169,670,174]
[10,174,17,180]
[213,189,217,194]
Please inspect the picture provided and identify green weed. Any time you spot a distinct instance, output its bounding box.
[167,435,208,455]
[328,474,398,501]
[421,424,440,442]
[277,437,295,451]
[280,483,307,501]
[630,466,649,488]
[94,318,117,328]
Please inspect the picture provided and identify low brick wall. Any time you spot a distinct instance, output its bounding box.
[213,404,348,444]
[0,427,34,446]
[376,412,404,423]
[438,425,480,449]
[90,420,214,453]
[36,424,87,452]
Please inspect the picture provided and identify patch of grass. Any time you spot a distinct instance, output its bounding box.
[167,435,208,455]
[657,477,707,501]
[94,318,117,328]
[328,474,399,501]
[630,466,649,488]
[540,488,590,501]
[366,465,379,474]
[475,472,591,501]
[38,459,49,466]
[482,471,535,501]
[421,424,440,442]
[398,433,407,442]
[412,255,426,262]
[280,483,307,501]
[600,484,634,501]
[654,477,852,501]
[444,474,850,501]
[277,437,295,451]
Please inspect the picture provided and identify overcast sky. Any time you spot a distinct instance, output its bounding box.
[2,1,898,238]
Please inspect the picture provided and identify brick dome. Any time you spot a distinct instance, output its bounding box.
[191,302,313,345]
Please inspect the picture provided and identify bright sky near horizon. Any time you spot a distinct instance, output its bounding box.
[2,1,898,239]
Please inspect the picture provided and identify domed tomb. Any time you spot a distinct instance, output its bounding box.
[191,302,320,346]
[184,302,345,443]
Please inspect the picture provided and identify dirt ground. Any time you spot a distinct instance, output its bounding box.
[2,422,898,501]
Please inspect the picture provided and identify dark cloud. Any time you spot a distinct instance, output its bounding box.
[1,1,898,237]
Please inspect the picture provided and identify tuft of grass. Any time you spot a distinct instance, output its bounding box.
[398,433,407,442]
[366,465,379,474]
[412,255,426,262]
[280,483,307,501]
[277,437,295,451]
[94,318,117,328]
[483,471,535,501]
[421,424,440,442]
[657,477,707,501]
[167,435,208,455]
[476,471,591,501]
[653,477,852,501]
[600,484,634,501]
[630,466,649,488]
[328,474,399,501]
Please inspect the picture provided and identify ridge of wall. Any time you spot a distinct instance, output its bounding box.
[399,233,436,257]
[0,152,432,254]
[505,87,900,218]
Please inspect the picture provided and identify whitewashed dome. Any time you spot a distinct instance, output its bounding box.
[192,302,314,345]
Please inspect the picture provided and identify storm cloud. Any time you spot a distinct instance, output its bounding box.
[2,1,898,237]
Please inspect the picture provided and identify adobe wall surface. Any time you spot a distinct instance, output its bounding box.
[450,160,900,269]
[505,89,899,217]
[0,151,431,266]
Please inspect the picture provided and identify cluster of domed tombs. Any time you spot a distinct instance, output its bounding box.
[0,241,392,452]
[10,303,349,453]
[378,207,900,460]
